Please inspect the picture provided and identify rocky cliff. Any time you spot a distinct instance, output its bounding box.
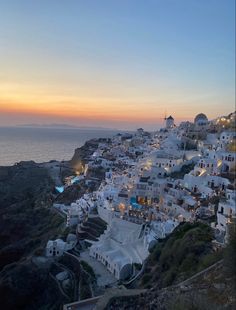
[0,161,66,309]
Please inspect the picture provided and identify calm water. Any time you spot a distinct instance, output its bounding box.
[0,127,119,166]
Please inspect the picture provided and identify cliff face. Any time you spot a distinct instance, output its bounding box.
[55,182,88,205]
[0,261,67,310]
[70,139,100,171]
[54,138,107,204]
[0,161,65,309]
[70,137,111,170]
[0,161,60,267]
[0,161,52,207]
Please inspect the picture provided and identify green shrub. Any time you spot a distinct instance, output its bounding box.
[79,274,92,300]
[80,260,95,278]
[223,221,236,286]
[134,263,142,270]
[140,222,222,289]
[180,253,196,273]
[141,273,152,285]
[162,268,177,287]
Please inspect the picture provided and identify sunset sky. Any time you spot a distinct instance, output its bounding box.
[0,0,235,130]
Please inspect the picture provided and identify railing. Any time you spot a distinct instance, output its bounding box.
[123,259,147,287]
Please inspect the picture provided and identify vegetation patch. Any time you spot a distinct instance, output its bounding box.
[170,162,195,179]
[134,263,142,271]
[79,272,92,300]
[140,222,223,289]
[80,260,96,279]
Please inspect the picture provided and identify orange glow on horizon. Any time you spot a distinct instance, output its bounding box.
[0,98,197,124]
[0,81,233,128]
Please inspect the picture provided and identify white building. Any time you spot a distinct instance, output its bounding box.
[194,113,209,130]
[196,158,221,175]
[46,239,75,257]
[216,189,236,243]
[89,218,148,280]
[220,131,236,146]
[165,116,175,129]
[66,195,95,227]
[205,175,230,190]
[219,151,236,172]
[89,215,178,280]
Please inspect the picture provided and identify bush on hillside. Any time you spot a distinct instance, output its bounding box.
[139,222,222,289]
[80,260,96,279]
[223,221,236,290]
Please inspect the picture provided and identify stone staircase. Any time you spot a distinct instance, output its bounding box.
[77,216,107,242]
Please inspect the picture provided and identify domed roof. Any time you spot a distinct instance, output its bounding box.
[194,113,208,123]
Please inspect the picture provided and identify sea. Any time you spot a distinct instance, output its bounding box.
[0,126,119,166]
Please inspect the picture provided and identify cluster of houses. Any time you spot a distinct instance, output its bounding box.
[47,111,235,281]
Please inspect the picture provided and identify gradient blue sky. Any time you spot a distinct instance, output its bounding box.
[0,0,235,129]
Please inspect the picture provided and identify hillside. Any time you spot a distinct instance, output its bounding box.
[104,222,235,309]
[139,222,222,289]
[0,161,67,309]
